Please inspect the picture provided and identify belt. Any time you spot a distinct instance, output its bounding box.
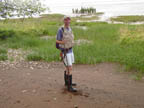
[62,47,72,52]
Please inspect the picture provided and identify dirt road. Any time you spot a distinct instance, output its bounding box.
[0,62,144,108]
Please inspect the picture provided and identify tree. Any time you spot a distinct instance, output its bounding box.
[0,0,15,19]
[14,0,46,19]
[0,0,47,20]
[72,7,96,14]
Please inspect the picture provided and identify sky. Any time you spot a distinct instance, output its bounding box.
[42,0,144,6]
[41,0,144,17]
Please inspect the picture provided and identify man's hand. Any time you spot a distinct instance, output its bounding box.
[56,40,67,45]
[61,40,67,44]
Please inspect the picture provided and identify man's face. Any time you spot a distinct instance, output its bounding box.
[64,18,71,27]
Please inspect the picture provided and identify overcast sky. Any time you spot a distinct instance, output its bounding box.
[41,0,144,16]
[42,0,144,5]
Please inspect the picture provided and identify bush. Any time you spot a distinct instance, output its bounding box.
[0,48,8,61]
[27,53,43,61]
[0,30,15,40]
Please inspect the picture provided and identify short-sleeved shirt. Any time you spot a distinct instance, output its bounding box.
[56,27,73,53]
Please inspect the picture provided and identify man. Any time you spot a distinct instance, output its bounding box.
[56,16,77,92]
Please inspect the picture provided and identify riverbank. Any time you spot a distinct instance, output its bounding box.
[1,61,144,108]
[0,14,144,79]
[74,13,144,25]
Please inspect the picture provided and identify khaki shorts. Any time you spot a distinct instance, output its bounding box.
[63,52,74,66]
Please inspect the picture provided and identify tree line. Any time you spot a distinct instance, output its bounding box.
[72,7,96,14]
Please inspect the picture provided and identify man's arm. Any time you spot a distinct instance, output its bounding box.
[56,40,66,44]
[56,28,66,44]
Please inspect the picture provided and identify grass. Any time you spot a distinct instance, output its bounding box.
[0,14,144,79]
[0,48,8,61]
[94,12,104,16]
[72,15,100,22]
[110,15,144,23]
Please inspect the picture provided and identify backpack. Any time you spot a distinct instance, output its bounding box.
[56,27,64,49]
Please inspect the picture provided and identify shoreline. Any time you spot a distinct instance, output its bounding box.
[1,12,144,25]
[42,12,144,25]
[74,13,144,25]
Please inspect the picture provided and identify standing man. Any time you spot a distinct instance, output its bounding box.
[56,16,77,92]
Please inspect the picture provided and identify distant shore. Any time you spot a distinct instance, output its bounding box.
[1,12,144,25]
[70,13,144,25]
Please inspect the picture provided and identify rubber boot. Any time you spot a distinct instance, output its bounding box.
[64,71,68,86]
[64,71,77,86]
[70,74,77,86]
[67,75,77,92]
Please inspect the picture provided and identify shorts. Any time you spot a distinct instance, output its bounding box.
[63,52,74,66]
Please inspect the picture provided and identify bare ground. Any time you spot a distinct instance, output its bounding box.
[0,62,144,108]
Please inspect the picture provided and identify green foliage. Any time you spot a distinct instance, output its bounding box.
[111,15,144,23]
[72,15,99,21]
[14,0,46,19]
[0,48,8,61]
[40,14,64,22]
[0,0,14,19]
[0,29,15,40]
[0,14,144,78]
[72,7,96,14]
[27,53,43,61]
[0,0,47,20]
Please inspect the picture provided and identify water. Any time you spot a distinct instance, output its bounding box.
[43,0,144,19]
[1,0,144,20]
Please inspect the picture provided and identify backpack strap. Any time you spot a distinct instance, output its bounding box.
[61,27,64,33]
[61,26,72,33]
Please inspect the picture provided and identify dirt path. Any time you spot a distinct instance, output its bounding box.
[0,62,144,108]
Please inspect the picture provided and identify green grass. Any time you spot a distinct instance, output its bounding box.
[0,14,144,79]
[0,48,8,61]
[110,15,144,23]
[72,15,100,22]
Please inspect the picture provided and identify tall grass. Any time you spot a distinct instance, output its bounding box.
[0,48,8,61]
[73,24,144,78]
[110,15,144,23]
[0,14,144,78]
